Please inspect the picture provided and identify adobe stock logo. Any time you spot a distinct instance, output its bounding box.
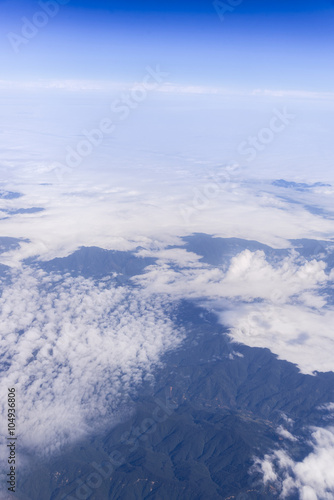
[62,395,178,500]
[7,0,70,53]
[53,65,169,182]
[237,107,296,162]
[178,164,239,225]
[213,0,243,21]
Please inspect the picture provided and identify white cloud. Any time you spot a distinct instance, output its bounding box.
[1,170,334,268]
[251,89,334,101]
[0,269,184,468]
[0,80,133,92]
[318,403,334,412]
[135,249,334,374]
[222,302,334,374]
[136,250,328,300]
[1,81,334,101]
[257,427,334,499]
[277,426,298,442]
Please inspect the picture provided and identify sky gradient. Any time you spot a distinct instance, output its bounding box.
[1,0,333,91]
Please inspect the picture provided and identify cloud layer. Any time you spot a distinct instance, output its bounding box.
[1,89,334,267]
[0,268,183,469]
[258,425,334,499]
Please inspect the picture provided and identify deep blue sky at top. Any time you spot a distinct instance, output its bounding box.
[1,0,333,91]
[68,0,332,14]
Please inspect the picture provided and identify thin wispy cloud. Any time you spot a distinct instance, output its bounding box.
[1,80,334,101]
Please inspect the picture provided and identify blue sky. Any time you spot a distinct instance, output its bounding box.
[1,0,333,187]
[1,0,333,91]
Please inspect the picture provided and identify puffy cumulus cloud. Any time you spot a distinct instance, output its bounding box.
[221,302,334,374]
[135,249,334,374]
[220,250,328,303]
[257,426,334,499]
[0,268,184,465]
[136,249,329,302]
[218,251,333,374]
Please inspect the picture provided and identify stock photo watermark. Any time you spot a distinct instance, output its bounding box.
[7,0,70,53]
[213,0,243,21]
[179,106,296,225]
[179,164,239,225]
[6,388,17,494]
[237,107,296,162]
[53,65,169,182]
[62,394,178,500]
